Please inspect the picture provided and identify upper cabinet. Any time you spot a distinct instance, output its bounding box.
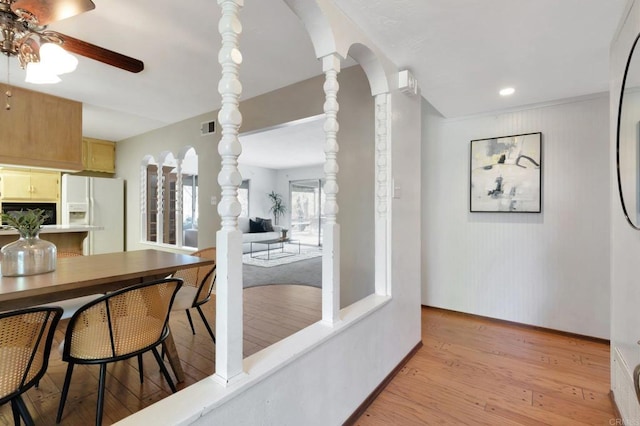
[83,138,116,173]
[0,169,60,201]
[0,87,82,171]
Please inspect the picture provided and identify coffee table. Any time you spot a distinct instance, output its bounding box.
[250,237,301,260]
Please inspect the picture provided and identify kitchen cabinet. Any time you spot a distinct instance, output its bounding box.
[83,138,116,173]
[0,86,82,171]
[0,169,60,201]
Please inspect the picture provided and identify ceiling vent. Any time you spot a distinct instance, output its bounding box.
[200,120,216,136]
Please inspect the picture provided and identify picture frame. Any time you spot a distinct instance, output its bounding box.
[470,132,542,213]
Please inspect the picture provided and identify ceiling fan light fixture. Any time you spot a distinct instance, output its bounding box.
[39,42,78,74]
[25,61,61,84]
[1,0,143,87]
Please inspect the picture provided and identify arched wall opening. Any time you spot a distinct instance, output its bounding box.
[118,1,425,424]
[213,1,396,371]
[139,147,200,249]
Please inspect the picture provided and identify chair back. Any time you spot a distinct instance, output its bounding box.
[0,306,62,404]
[172,248,216,308]
[62,278,182,363]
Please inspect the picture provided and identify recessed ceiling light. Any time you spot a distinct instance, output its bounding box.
[500,87,515,96]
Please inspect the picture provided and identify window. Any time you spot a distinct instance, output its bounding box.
[181,149,199,247]
[182,175,198,230]
[146,163,158,242]
[162,164,178,245]
[141,147,198,248]
[239,180,249,217]
[290,179,324,246]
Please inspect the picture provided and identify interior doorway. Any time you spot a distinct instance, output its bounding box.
[289,179,324,246]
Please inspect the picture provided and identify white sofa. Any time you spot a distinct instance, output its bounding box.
[239,216,283,253]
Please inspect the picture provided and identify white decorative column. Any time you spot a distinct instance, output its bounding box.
[322,53,341,324]
[140,163,148,241]
[155,166,164,244]
[175,159,184,247]
[214,0,245,385]
[374,93,391,296]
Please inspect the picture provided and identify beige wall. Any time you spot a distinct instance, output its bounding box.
[115,0,422,422]
[335,66,375,306]
[116,65,375,303]
[118,75,422,426]
[116,110,219,251]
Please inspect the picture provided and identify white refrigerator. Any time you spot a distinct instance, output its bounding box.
[61,175,124,255]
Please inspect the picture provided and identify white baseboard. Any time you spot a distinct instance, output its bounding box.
[612,346,640,424]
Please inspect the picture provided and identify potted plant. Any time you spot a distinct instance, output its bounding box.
[267,191,287,226]
[1,209,56,276]
[2,208,49,238]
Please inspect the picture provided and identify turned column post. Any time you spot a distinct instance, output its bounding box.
[214,0,245,385]
[155,165,164,244]
[175,158,184,247]
[322,53,341,324]
[374,93,391,296]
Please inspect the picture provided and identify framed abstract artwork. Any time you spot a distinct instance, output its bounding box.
[470,132,542,213]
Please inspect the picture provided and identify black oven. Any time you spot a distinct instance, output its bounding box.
[1,202,57,225]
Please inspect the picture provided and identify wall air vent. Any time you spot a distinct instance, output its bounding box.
[201,120,216,136]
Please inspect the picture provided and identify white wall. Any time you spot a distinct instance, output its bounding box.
[236,163,325,228]
[116,68,421,426]
[238,164,278,220]
[117,86,421,426]
[422,95,610,338]
[611,1,640,422]
[275,164,324,230]
[111,0,422,422]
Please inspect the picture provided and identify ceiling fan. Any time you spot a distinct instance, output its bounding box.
[0,0,144,78]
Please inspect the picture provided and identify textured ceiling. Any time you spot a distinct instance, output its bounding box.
[239,116,325,170]
[333,0,627,117]
[0,0,628,145]
[1,0,322,141]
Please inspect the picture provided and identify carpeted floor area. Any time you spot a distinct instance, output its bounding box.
[243,255,321,288]
[242,246,322,267]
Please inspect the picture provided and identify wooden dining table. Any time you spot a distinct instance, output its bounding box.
[0,249,215,383]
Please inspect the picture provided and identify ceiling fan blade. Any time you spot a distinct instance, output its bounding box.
[11,0,95,26]
[55,32,144,73]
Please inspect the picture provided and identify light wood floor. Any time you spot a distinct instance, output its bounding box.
[3,295,617,425]
[356,307,616,425]
[0,284,321,426]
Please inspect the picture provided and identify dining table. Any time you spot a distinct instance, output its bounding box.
[0,249,215,383]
